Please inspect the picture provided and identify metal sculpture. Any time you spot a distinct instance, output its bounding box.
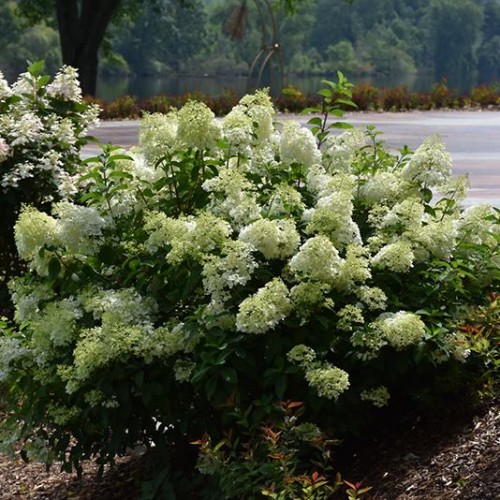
[223,0,285,92]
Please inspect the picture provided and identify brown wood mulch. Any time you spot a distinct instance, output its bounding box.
[341,398,500,499]
[0,399,499,499]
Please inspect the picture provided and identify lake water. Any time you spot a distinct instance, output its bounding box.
[96,71,485,102]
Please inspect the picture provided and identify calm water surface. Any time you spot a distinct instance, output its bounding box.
[96,71,486,102]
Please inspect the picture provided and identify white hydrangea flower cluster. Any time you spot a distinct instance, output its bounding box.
[80,287,157,326]
[287,344,350,399]
[0,111,44,147]
[236,278,292,334]
[14,207,60,272]
[237,88,275,144]
[372,311,426,349]
[52,202,107,255]
[30,298,83,357]
[337,304,365,331]
[46,66,83,102]
[280,121,321,168]
[336,244,371,291]
[239,219,300,260]
[350,311,426,355]
[64,323,153,392]
[401,135,452,187]
[0,64,99,199]
[173,358,196,383]
[177,100,221,150]
[139,112,179,164]
[0,71,12,100]
[360,171,403,204]
[289,235,342,284]
[458,204,500,249]
[322,128,365,173]
[305,366,350,400]
[14,203,109,274]
[265,183,304,217]
[144,211,230,264]
[290,282,332,319]
[432,333,472,364]
[202,240,258,313]
[203,166,261,227]
[360,386,390,408]
[222,107,254,154]
[0,137,10,162]
[371,239,415,273]
[356,286,387,311]
[287,344,317,369]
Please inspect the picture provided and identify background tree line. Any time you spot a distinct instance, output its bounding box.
[1,0,499,91]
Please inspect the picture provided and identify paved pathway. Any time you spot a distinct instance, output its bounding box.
[86,110,500,206]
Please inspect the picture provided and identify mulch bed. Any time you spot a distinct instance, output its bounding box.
[340,397,500,499]
[1,399,499,499]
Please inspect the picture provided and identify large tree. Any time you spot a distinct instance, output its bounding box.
[17,0,136,96]
[423,0,484,79]
[16,0,305,96]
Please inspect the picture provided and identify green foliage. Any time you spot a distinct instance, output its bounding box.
[423,0,484,78]
[462,292,500,395]
[196,401,346,499]
[0,72,499,496]
[4,0,499,88]
[304,72,356,146]
[0,1,61,77]
[113,0,208,75]
[102,94,141,119]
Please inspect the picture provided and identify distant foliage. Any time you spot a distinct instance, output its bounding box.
[88,81,500,119]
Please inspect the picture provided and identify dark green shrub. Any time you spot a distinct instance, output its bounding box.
[381,86,410,110]
[275,86,309,113]
[430,80,457,108]
[140,94,171,114]
[352,83,380,111]
[103,95,140,119]
[1,76,498,496]
[470,84,500,107]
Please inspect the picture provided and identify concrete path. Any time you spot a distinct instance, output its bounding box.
[86,110,500,206]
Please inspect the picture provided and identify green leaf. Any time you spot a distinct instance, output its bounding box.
[275,375,287,399]
[27,60,45,76]
[301,106,320,114]
[108,154,133,162]
[336,98,357,108]
[328,122,354,129]
[48,257,61,280]
[134,371,144,388]
[109,170,133,180]
[38,75,51,87]
[220,367,237,384]
[330,108,344,117]
[318,88,333,99]
[81,156,101,165]
[205,376,218,399]
[307,116,323,126]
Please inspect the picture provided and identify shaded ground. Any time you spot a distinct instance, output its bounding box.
[340,398,500,499]
[1,398,499,499]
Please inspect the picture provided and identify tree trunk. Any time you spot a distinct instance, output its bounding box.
[55,0,121,96]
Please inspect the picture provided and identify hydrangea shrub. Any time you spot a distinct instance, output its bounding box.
[0,82,499,481]
[0,62,99,311]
